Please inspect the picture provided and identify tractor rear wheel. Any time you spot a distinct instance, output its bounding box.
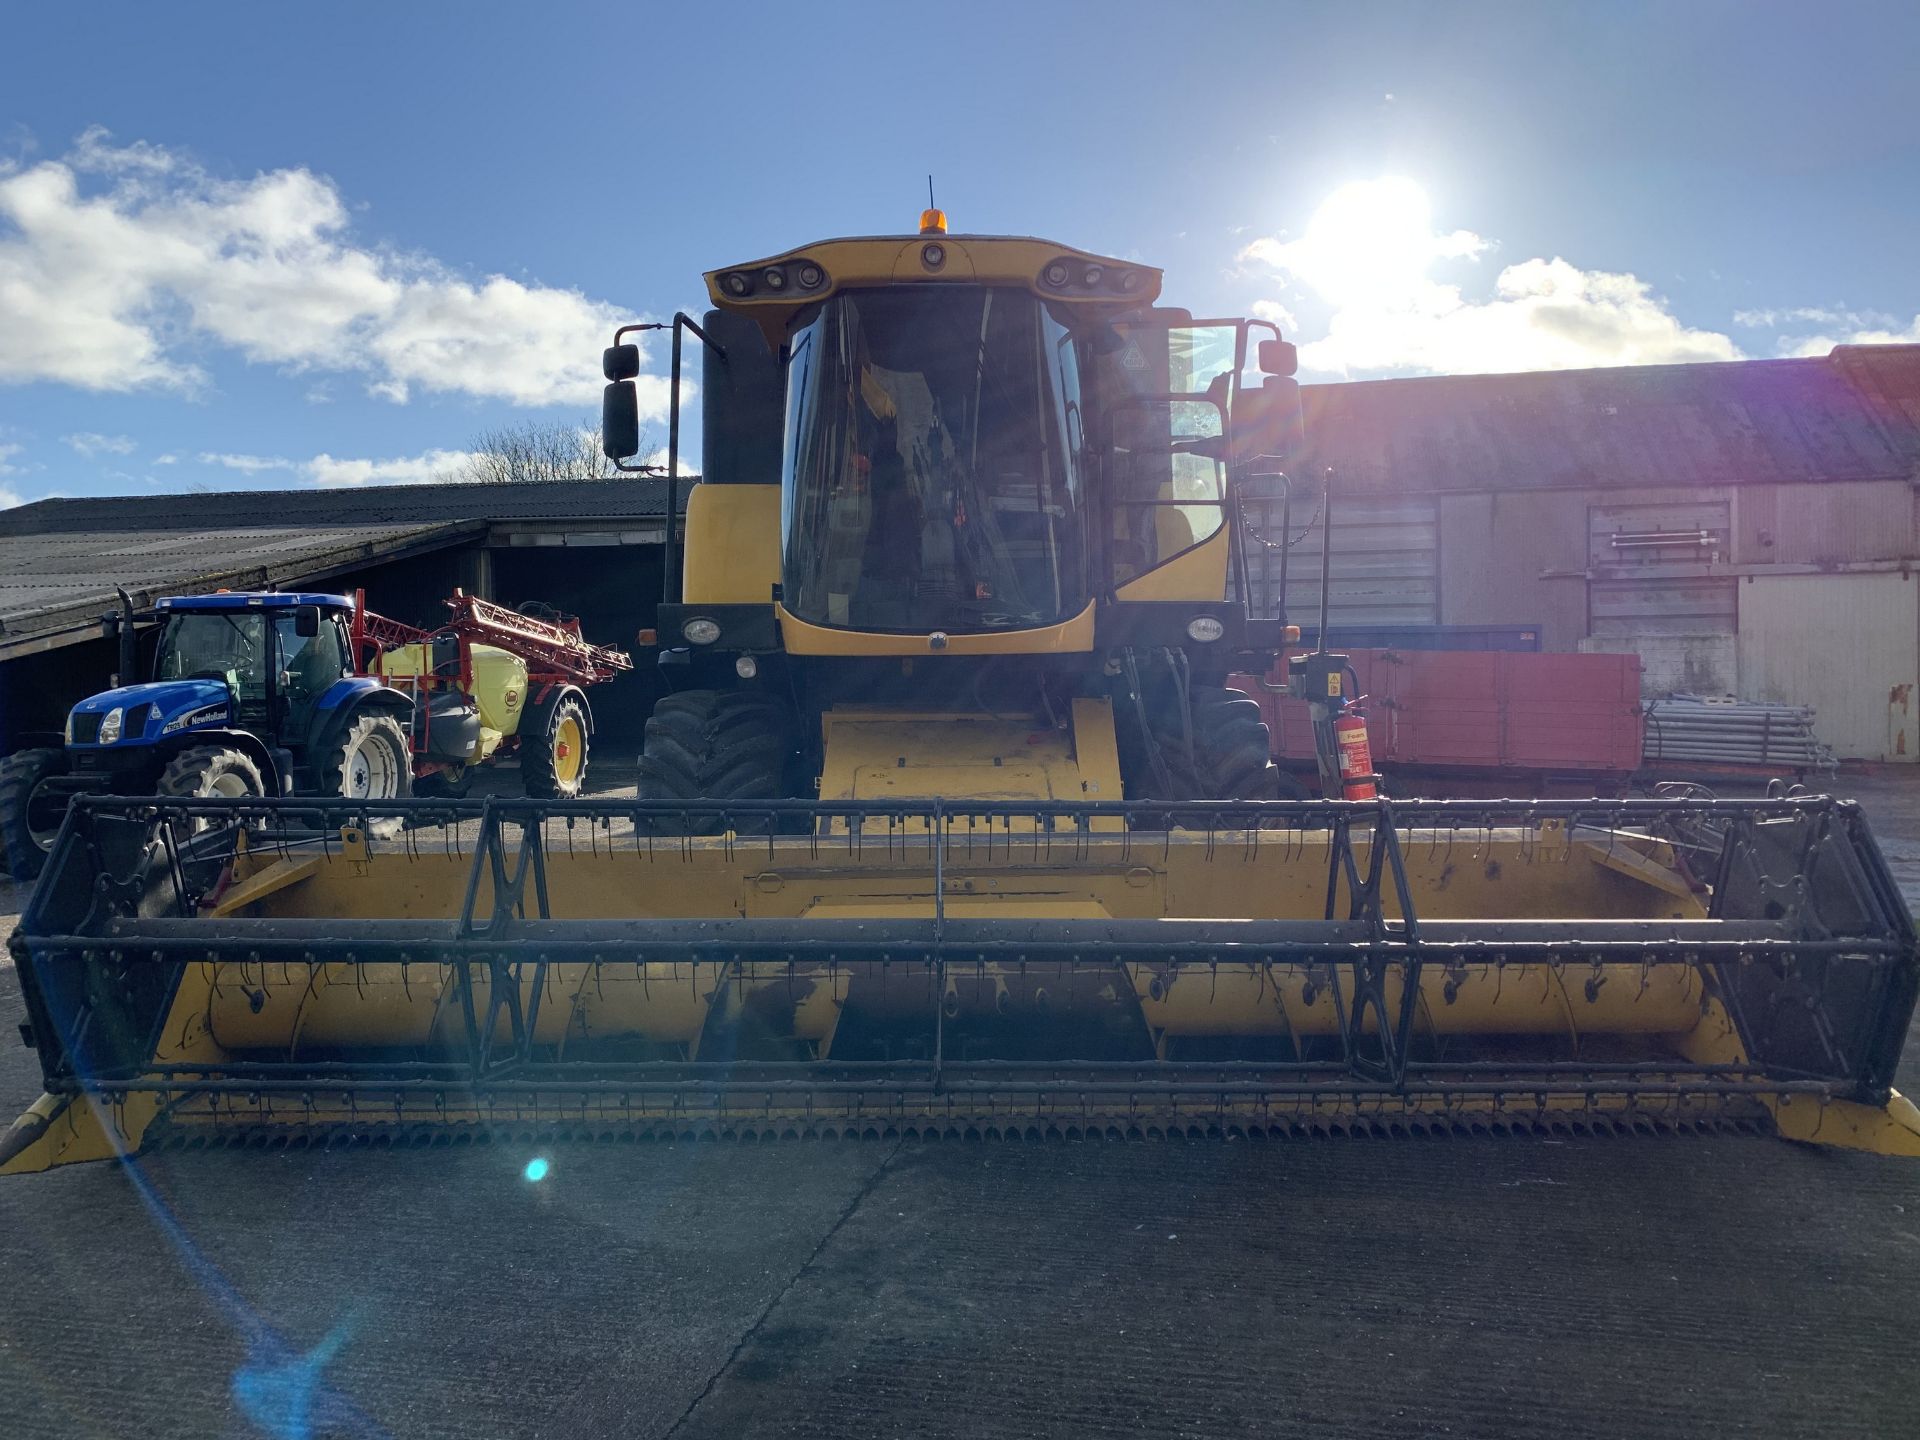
[1133,684,1304,802]
[522,694,590,798]
[0,747,69,880]
[318,713,412,802]
[636,689,800,833]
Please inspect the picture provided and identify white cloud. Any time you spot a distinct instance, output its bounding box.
[0,129,669,413]
[1241,179,1740,377]
[1251,298,1299,331]
[304,449,476,487]
[1766,313,1920,358]
[186,446,478,488]
[199,451,297,473]
[64,431,136,457]
[153,452,178,464]
[0,484,24,509]
[0,440,23,475]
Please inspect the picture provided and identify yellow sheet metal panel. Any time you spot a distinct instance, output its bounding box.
[682,483,781,602]
[818,710,1086,804]
[1114,525,1231,602]
[1070,697,1123,802]
[776,601,1096,656]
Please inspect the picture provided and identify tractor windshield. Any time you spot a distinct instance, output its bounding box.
[155,612,269,710]
[780,286,1089,632]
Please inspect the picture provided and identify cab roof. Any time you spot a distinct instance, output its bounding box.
[706,231,1163,349]
[156,592,353,612]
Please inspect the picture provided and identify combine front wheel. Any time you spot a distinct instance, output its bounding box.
[1136,684,1304,802]
[636,689,799,833]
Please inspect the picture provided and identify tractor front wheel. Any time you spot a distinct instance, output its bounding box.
[0,747,69,880]
[522,693,590,798]
[158,746,267,802]
[319,713,412,801]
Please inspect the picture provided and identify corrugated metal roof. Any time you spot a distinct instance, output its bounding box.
[1299,345,1920,494]
[0,476,673,537]
[1831,344,1920,438]
[0,521,478,657]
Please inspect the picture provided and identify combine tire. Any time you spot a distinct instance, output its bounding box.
[522,693,591,798]
[318,713,412,801]
[1136,684,1304,802]
[636,689,800,833]
[0,748,69,880]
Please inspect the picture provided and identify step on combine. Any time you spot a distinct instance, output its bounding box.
[5,211,1917,1172]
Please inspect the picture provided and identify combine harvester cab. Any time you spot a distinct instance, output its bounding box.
[5,214,1917,1171]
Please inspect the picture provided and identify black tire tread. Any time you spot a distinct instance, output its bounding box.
[0,747,66,880]
[523,694,590,799]
[157,745,266,799]
[637,689,800,833]
[1137,684,1301,802]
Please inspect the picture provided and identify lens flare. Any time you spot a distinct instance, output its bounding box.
[522,1156,550,1183]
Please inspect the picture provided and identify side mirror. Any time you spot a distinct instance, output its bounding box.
[294,606,320,638]
[603,380,641,461]
[603,343,641,381]
[1258,338,1298,377]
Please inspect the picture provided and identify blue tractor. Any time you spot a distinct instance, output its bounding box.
[0,591,415,879]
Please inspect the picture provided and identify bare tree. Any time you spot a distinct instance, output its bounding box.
[442,418,659,484]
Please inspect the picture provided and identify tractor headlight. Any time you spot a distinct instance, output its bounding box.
[1185,616,1225,643]
[63,711,75,744]
[681,617,722,646]
[96,707,124,744]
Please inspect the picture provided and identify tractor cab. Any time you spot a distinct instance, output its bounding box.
[142,592,358,744]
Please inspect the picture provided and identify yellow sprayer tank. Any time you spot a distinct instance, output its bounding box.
[373,640,528,761]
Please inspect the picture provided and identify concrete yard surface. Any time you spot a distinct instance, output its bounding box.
[2,767,1920,1438]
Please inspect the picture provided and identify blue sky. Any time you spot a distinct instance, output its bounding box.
[2,1,1916,507]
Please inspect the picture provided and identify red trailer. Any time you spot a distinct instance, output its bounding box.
[1234,648,1644,796]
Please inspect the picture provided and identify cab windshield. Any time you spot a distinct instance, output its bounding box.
[780,286,1089,632]
[155,611,268,705]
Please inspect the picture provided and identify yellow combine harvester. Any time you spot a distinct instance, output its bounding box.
[5,212,1918,1172]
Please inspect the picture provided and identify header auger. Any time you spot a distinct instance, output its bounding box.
[5,214,1919,1172]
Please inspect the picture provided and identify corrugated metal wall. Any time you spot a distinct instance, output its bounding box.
[1737,572,1919,762]
[1258,497,1439,627]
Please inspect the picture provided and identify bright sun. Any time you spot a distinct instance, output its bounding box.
[1274,179,1479,309]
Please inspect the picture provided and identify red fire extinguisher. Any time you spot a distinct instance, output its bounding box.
[1334,712,1377,801]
